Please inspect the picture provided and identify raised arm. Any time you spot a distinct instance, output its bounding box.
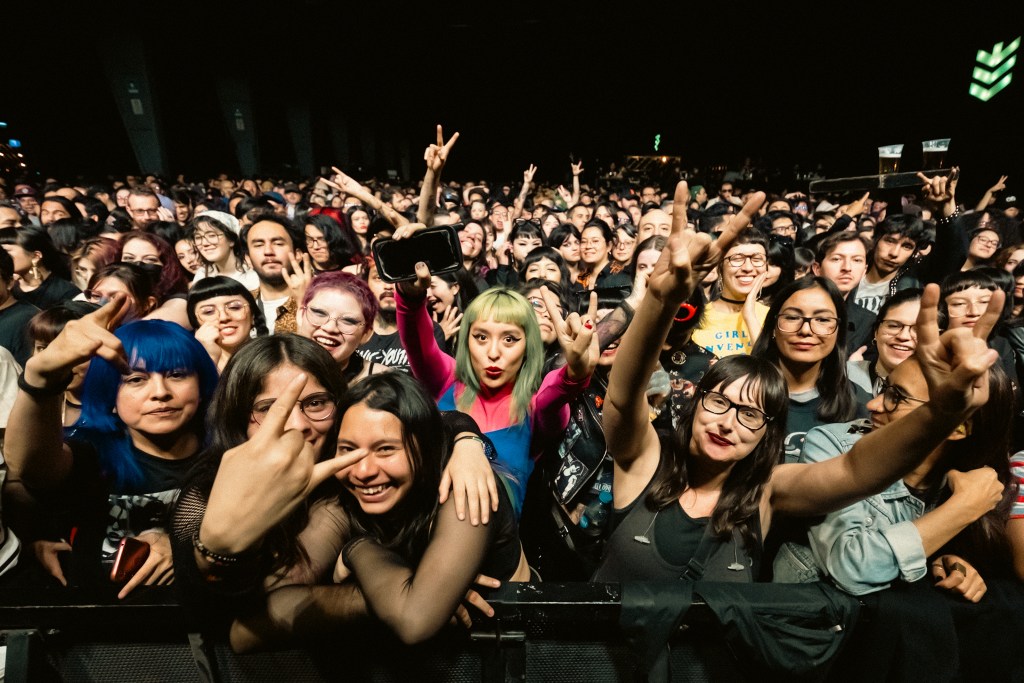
[395,263,456,398]
[416,125,460,226]
[6,296,130,490]
[569,160,583,206]
[771,284,1001,516]
[529,288,598,443]
[604,183,764,477]
[323,168,410,229]
[975,175,1008,212]
[509,164,536,221]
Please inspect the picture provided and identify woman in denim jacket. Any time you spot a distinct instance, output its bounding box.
[784,358,1017,601]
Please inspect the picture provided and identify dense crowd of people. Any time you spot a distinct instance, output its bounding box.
[0,125,1021,658]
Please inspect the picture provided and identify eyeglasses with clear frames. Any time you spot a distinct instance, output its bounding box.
[302,306,364,334]
[196,301,250,322]
[251,392,337,425]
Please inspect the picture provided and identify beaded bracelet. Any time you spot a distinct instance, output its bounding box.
[192,530,242,566]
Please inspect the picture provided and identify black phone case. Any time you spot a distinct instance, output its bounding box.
[371,225,464,283]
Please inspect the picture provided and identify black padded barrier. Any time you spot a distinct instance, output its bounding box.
[0,579,1022,682]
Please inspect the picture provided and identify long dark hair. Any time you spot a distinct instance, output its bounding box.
[305,212,363,270]
[197,335,345,571]
[336,372,450,563]
[933,363,1016,575]
[751,276,859,424]
[0,225,72,279]
[648,355,788,548]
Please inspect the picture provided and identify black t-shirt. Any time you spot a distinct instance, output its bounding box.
[358,324,447,373]
[64,437,199,564]
[0,299,40,366]
[14,276,80,310]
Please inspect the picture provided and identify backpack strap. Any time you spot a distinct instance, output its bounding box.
[680,520,719,581]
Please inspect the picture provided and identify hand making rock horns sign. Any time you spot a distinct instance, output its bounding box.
[199,373,369,557]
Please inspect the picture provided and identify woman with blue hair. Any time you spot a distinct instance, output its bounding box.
[6,297,219,597]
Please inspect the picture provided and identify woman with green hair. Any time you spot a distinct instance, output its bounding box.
[397,262,598,515]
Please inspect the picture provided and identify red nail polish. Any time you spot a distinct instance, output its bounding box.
[584,321,593,329]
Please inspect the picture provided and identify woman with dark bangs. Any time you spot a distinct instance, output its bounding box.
[115,230,191,326]
[595,183,1001,588]
[6,299,219,597]
[304,211,363,274]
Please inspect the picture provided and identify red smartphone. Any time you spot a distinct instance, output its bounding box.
[110,537,150,582]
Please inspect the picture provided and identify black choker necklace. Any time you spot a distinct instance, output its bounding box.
[719,296,745,305]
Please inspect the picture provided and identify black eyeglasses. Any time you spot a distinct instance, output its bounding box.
[699,390,771,430]
[777,314,839,335]
[251,392,337,425]
[878,379,926,413]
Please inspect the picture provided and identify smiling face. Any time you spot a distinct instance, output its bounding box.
[246,362,335,454]
[874,299,919,373]
[194,295,254,349]
[468,316,527,390]
[335,402,414,515]
[580,227,610,268]
[773,286,839,367]
[689,377,767,465]
[192,223,232,265]
[427,276,459,314]
[459,222,485,260]
[720,243,767,299]
[866,357,929,431]
[298,289,373,364]
[116,368,201,440]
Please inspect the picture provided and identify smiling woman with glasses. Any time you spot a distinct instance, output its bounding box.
[187,276,267,372]
[296,271,384,385]
[691,232,771,358]
[780,356,1021,598]
[187,212,259,290]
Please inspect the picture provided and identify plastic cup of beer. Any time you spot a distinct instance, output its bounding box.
[878,144,904,175]
[921,138,950,169]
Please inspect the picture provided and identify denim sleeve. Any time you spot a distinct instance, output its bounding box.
[798,424,928,595]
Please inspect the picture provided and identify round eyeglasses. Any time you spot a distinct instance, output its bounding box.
[251,392,337,425]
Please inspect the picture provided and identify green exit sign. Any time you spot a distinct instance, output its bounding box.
[970,37,1019,101]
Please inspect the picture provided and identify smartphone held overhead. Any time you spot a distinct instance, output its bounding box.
[372,225,464,283]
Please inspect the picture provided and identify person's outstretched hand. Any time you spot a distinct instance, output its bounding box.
[914,283,1000,417]
[424,125,459,175]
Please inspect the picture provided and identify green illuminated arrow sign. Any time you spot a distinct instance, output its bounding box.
[970,37,1019,101]
[654,134,661,152]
